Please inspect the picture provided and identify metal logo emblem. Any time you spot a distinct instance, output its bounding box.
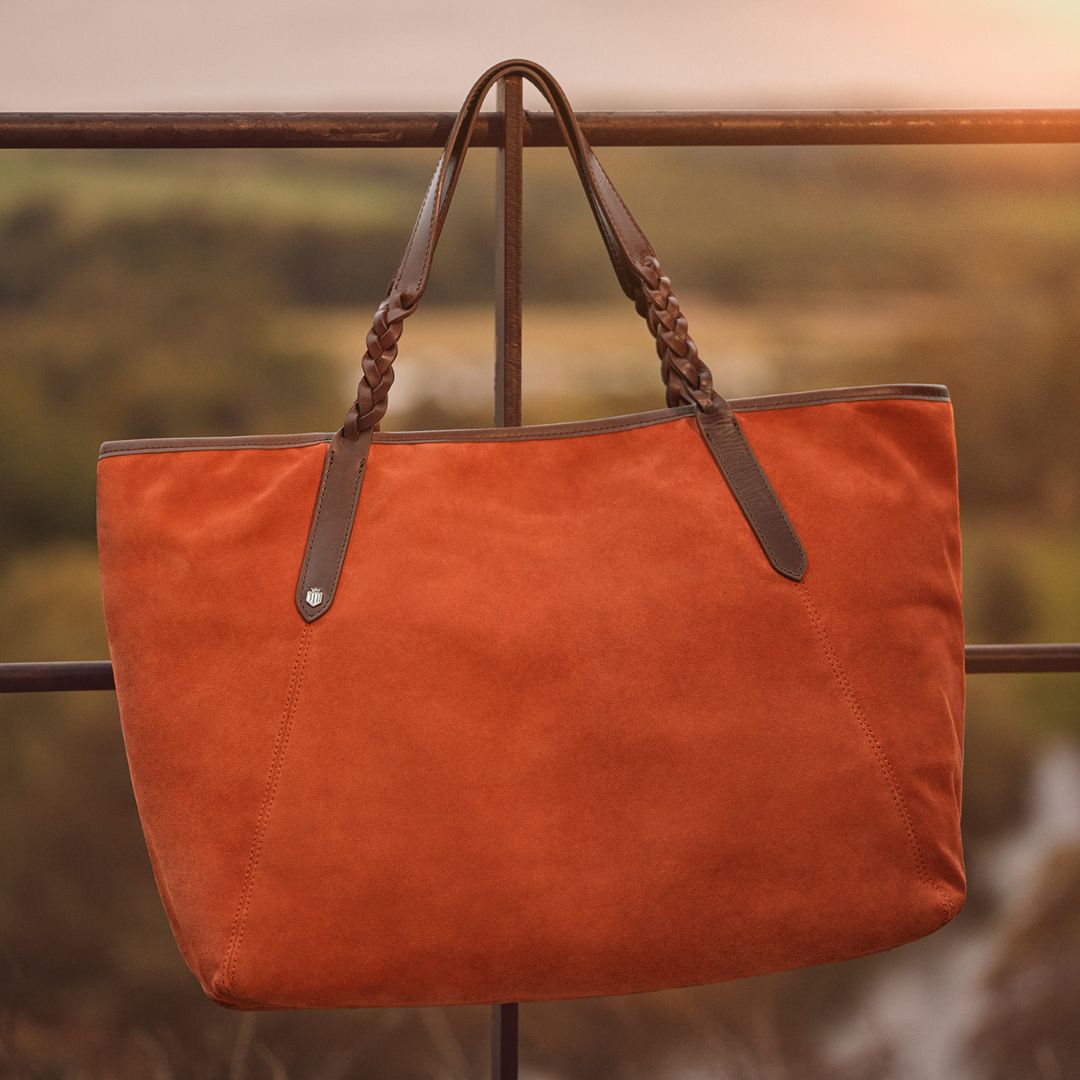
[305,587,324,607]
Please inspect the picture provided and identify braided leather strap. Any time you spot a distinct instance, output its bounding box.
[344,298,412,437]
[345,255,724,437]
[341,57,728,438]
[302,60,806,620]
[634,256,723,414]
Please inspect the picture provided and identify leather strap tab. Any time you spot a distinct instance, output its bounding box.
[696,410,807,581]
[295,429,373,622]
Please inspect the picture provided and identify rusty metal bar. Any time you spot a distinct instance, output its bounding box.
[963,643,1080,674]
[0,661,115,693]
[494,78,524,428]
[491,1001,519,1080]
[2,646,1078,695]
[4,109,1080,149]
[491,74,524,1080]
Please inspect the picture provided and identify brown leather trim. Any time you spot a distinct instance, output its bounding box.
[97,384,950,458]
[730,383,949,413]
[696,411,807,581]
[99,432,334,457]
[374,406,697,444]
[294,429,372,622]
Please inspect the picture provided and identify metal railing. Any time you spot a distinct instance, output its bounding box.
[3,84,1080,1080]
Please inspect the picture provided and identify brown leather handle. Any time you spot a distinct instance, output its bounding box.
[392,60,642,305]
[294,60,806,617]
[343,58,725,439]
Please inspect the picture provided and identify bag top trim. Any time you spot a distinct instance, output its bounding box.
[98,383,949,459]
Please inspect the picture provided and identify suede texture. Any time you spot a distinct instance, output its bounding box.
[97,396,965,1009]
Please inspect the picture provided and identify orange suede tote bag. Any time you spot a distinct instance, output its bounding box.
[97,59,965,1010]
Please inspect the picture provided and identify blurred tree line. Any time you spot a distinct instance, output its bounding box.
[2,146,1079,552]
[1,145,1078,1077]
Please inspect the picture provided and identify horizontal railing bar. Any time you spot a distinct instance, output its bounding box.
[3,110,1080,149]
[963,643,1080,674]
[1,644,1078,693]
[1,661,115,693]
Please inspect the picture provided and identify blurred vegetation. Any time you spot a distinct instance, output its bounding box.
[0,145,1078,1077]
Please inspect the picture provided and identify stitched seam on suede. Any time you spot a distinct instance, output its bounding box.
[796,583,954,919]
[220,624,313,995]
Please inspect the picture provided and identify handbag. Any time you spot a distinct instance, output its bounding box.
[97,59,965,1010]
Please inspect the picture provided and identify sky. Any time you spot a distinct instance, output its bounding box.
[3,0,1080,111]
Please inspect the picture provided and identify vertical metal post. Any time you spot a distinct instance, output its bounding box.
[491,72,524,1080]
[490,1001,519,1080]
[494,75,524,427]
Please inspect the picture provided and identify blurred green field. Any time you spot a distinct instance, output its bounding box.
[1,145,1078,1078]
